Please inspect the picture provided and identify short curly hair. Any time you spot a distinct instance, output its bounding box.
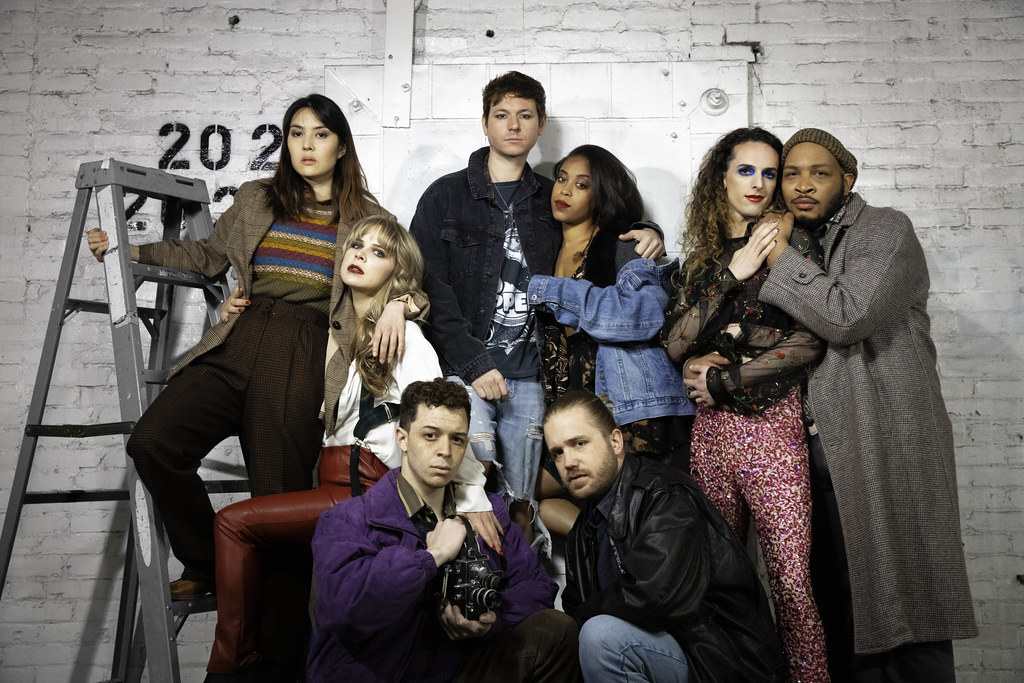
[399,378,471,431]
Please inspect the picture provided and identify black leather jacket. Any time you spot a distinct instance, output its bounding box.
[563,455,784,683]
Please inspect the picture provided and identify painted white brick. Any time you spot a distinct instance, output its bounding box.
[0,1,1021,680]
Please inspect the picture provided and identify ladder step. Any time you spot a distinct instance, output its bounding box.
[26,421,136,438]
[132,262,223,289]
[65,298,111,316]
[67,298,173,323]
[172,593,217,618]
[21,480,249,506]
[25,489,130,504]
[203,480,250,494]
[76,159,211,204]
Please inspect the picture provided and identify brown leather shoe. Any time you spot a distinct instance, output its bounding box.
[170,578,214,601]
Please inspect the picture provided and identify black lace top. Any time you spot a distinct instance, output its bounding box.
[661,225,825,413]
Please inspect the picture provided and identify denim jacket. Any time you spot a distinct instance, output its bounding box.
[528,258,694,425]
[410,147,560,383]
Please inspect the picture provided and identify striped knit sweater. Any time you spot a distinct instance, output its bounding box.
[251,200,338,317]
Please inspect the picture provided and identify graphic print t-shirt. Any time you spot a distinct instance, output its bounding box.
[486,181,539,379]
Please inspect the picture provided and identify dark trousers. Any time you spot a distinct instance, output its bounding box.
[807,433,955,683]
[126,297,328,681]
[453,609,583,683]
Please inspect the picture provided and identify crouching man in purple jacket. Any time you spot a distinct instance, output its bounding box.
[308,378,581,682]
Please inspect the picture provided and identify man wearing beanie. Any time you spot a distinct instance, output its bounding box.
[758,128,977,682]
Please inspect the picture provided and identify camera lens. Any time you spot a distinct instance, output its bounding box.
[478,573,508,591]
[471,587,501,610]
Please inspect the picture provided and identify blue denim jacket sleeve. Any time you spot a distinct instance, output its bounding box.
[527,258,673,344]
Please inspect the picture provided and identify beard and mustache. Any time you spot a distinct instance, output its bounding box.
[788,189,848,232]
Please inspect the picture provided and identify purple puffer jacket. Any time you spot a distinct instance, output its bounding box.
[307,468,557,682]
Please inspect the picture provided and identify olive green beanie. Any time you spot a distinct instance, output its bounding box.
[781,128,858,182]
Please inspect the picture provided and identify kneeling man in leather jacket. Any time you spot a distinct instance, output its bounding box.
[545,390,784,683]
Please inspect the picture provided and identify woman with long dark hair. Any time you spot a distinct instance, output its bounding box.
[86,95,412,659]
[662,127,829,682]
[527,144,691,536]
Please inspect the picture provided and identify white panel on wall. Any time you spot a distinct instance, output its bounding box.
[326,61,750,255]
[549,63,612,119]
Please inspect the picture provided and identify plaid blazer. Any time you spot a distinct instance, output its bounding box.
[760,193,977,652]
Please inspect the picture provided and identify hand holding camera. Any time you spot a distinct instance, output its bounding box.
[426,517,468,567]
[435,516,508,626]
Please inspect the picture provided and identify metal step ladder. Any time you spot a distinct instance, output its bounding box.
[0,159,240,682]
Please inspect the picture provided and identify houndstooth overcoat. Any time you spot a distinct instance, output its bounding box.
[759,192,977,653]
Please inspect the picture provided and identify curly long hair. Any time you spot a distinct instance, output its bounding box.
[343,216,424,398]
[680,127,782,283]
[267,93,380,223]
[554,145,644,288]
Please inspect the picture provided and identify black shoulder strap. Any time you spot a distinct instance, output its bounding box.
[349,385,399,497]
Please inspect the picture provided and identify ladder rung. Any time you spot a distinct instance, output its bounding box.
[24,489,130,504]
[143,369,170,385]
[25,421,136,438]
[20,479,247,506]
[66,299,171,325]
[172,593,217,618]
[132,262,222,289]
[65,298,110,315]
[203,479,250,494]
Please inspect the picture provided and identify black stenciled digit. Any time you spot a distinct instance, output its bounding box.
[158,123,191,170]
[200,125,232,171]
[250,124,281,171]
[125,193,146,219]
[213,186,238,203]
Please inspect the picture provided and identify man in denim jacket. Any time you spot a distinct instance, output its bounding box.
[410,71,661,538]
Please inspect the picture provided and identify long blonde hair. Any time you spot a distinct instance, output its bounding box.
[343,216,424,397]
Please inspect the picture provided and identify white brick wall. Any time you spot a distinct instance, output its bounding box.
[0,1,1021,681]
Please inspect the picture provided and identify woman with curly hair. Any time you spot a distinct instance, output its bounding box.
[662,127,829,682]
[204,216,492,682]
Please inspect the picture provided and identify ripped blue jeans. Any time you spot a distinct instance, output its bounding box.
[447,375,545,504]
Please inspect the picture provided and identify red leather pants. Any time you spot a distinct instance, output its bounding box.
[206,446,389,674]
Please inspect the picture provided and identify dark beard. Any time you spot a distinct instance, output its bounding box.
[793,191,847,232]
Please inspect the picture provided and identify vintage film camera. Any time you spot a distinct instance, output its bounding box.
[437,516,508,620]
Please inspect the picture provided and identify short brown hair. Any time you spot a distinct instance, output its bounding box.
[399,378,471,431]
[543,390,618,435]
[482,71,546,121]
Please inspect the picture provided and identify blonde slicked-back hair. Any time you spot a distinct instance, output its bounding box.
[344,215,424,397]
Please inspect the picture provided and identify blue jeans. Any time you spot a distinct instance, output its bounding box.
[579,615,689,683]
[447,375,545,503]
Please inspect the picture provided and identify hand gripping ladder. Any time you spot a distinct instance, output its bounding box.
[0,159,235,682]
